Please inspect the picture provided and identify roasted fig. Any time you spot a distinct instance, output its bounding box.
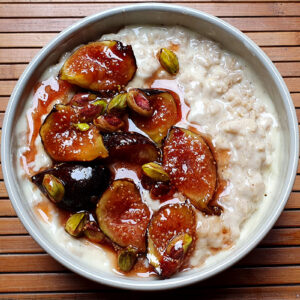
[60,41,137,92]
[32,163,110,211]
[147,203,196,278]
[96,180,151,252]
[130,89,179,144]
[102,131,160,164]
[163,127,217,211]
[40,104,108,161]
[83,220,105,244]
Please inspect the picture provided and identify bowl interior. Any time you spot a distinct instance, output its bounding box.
[3,4,298,290]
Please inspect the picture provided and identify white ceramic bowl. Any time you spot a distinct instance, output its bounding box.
[2,3,298,290]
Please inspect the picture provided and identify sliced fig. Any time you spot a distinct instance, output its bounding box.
[102,131,160,164]
[130,89,179,144]
[60,41,137,92]
[32,163,110,211]
[96,180,151,252]
[40,104,108,161]
[147,203,196,278]
[163,127,217,211]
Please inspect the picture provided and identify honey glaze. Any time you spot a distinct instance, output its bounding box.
[21,77,72,175]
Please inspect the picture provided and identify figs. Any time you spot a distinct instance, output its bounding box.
[96,180,151,252]
[163,127,217,211]
[129,89,179,144]
[147,203,196,278]
[32,163,110,211]
[40,104,108,161]
[102,131,160,164]
[60,41,137,92]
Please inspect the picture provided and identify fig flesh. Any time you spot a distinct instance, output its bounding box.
[60,41,137,92]
[163,127,217,211]
[147,203,196,278]
[40,104,108,161]
[96,179,151,252]
[32,163,110,211]
[130,89,179,144]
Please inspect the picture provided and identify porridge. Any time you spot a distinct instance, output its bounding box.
[15,25,280,278]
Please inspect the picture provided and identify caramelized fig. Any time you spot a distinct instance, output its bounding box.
[94,114,125,132]
[60,41,137,92]
[70,93,98,107]
[96,180,151,252]
[32,163,110,211]
[147,203,196,278]
[102,131,160,164]
[40,104,108,161]
[163,127,217,211]
[84,220,105,244]
[130,89,178,144]
[127,89,153,117]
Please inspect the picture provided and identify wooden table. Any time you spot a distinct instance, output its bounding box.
[0,1,299,298]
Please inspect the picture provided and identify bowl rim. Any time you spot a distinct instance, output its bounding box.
[2,3,299,291]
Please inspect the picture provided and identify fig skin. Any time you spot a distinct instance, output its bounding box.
[40,104,108,162]
[60,41,137,92]
[96,179,151,252]
[129,89,179,144]
[32,163,110,212]
[102,131,160,164]
[163,127,217,212]
[147,203,196,278]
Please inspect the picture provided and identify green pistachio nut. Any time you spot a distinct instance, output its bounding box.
[42,174,65,203]
[73,122,90,132]
[118,247,137,272]
[107,93,127,113]
[142,162,170,182]
[158,48,179,75]
[65,212,88,237]
[83,221,105,243]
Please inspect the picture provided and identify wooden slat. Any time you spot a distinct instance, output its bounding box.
[275,62,300,77]
[0,254,66,272]
[0,0,297,2]
[0,97,9,111]
[1,3,300,18]
[284,78,300,93]
[0,235,43,253]
[2,17,300,33]
[260,228,300,246]
[286,192,300,209]
[0,218,27,235]
[293,175,300,190]
[1,32,299,48]
[0,64,27,80]
[275,210,300,227]
[0,200,15,216]
[1,286,300,300]
[292,93,300,107]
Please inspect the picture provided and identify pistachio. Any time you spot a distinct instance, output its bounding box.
[92,99,107,115]
[65,212,88,237]
[107,93,127,113]
[42,174,65,203]
[158,48,179,75]
[166,233,192,259]
[142,162,170,182]
[73,122,90,132]
[127,89,153,117]
[118,247,137,272]
[83,221,105,243]
[94,114,124,132]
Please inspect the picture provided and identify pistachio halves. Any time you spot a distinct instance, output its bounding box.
[166,233,192,259]
[158,48,179,75]
[142,162,170,182]
[118,247,138,272]
[42,174,65,203]
[107,93,127,113]
[65,212,88,237]
[127,89,153,117]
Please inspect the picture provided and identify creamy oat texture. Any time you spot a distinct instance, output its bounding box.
[16,26,280,274]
